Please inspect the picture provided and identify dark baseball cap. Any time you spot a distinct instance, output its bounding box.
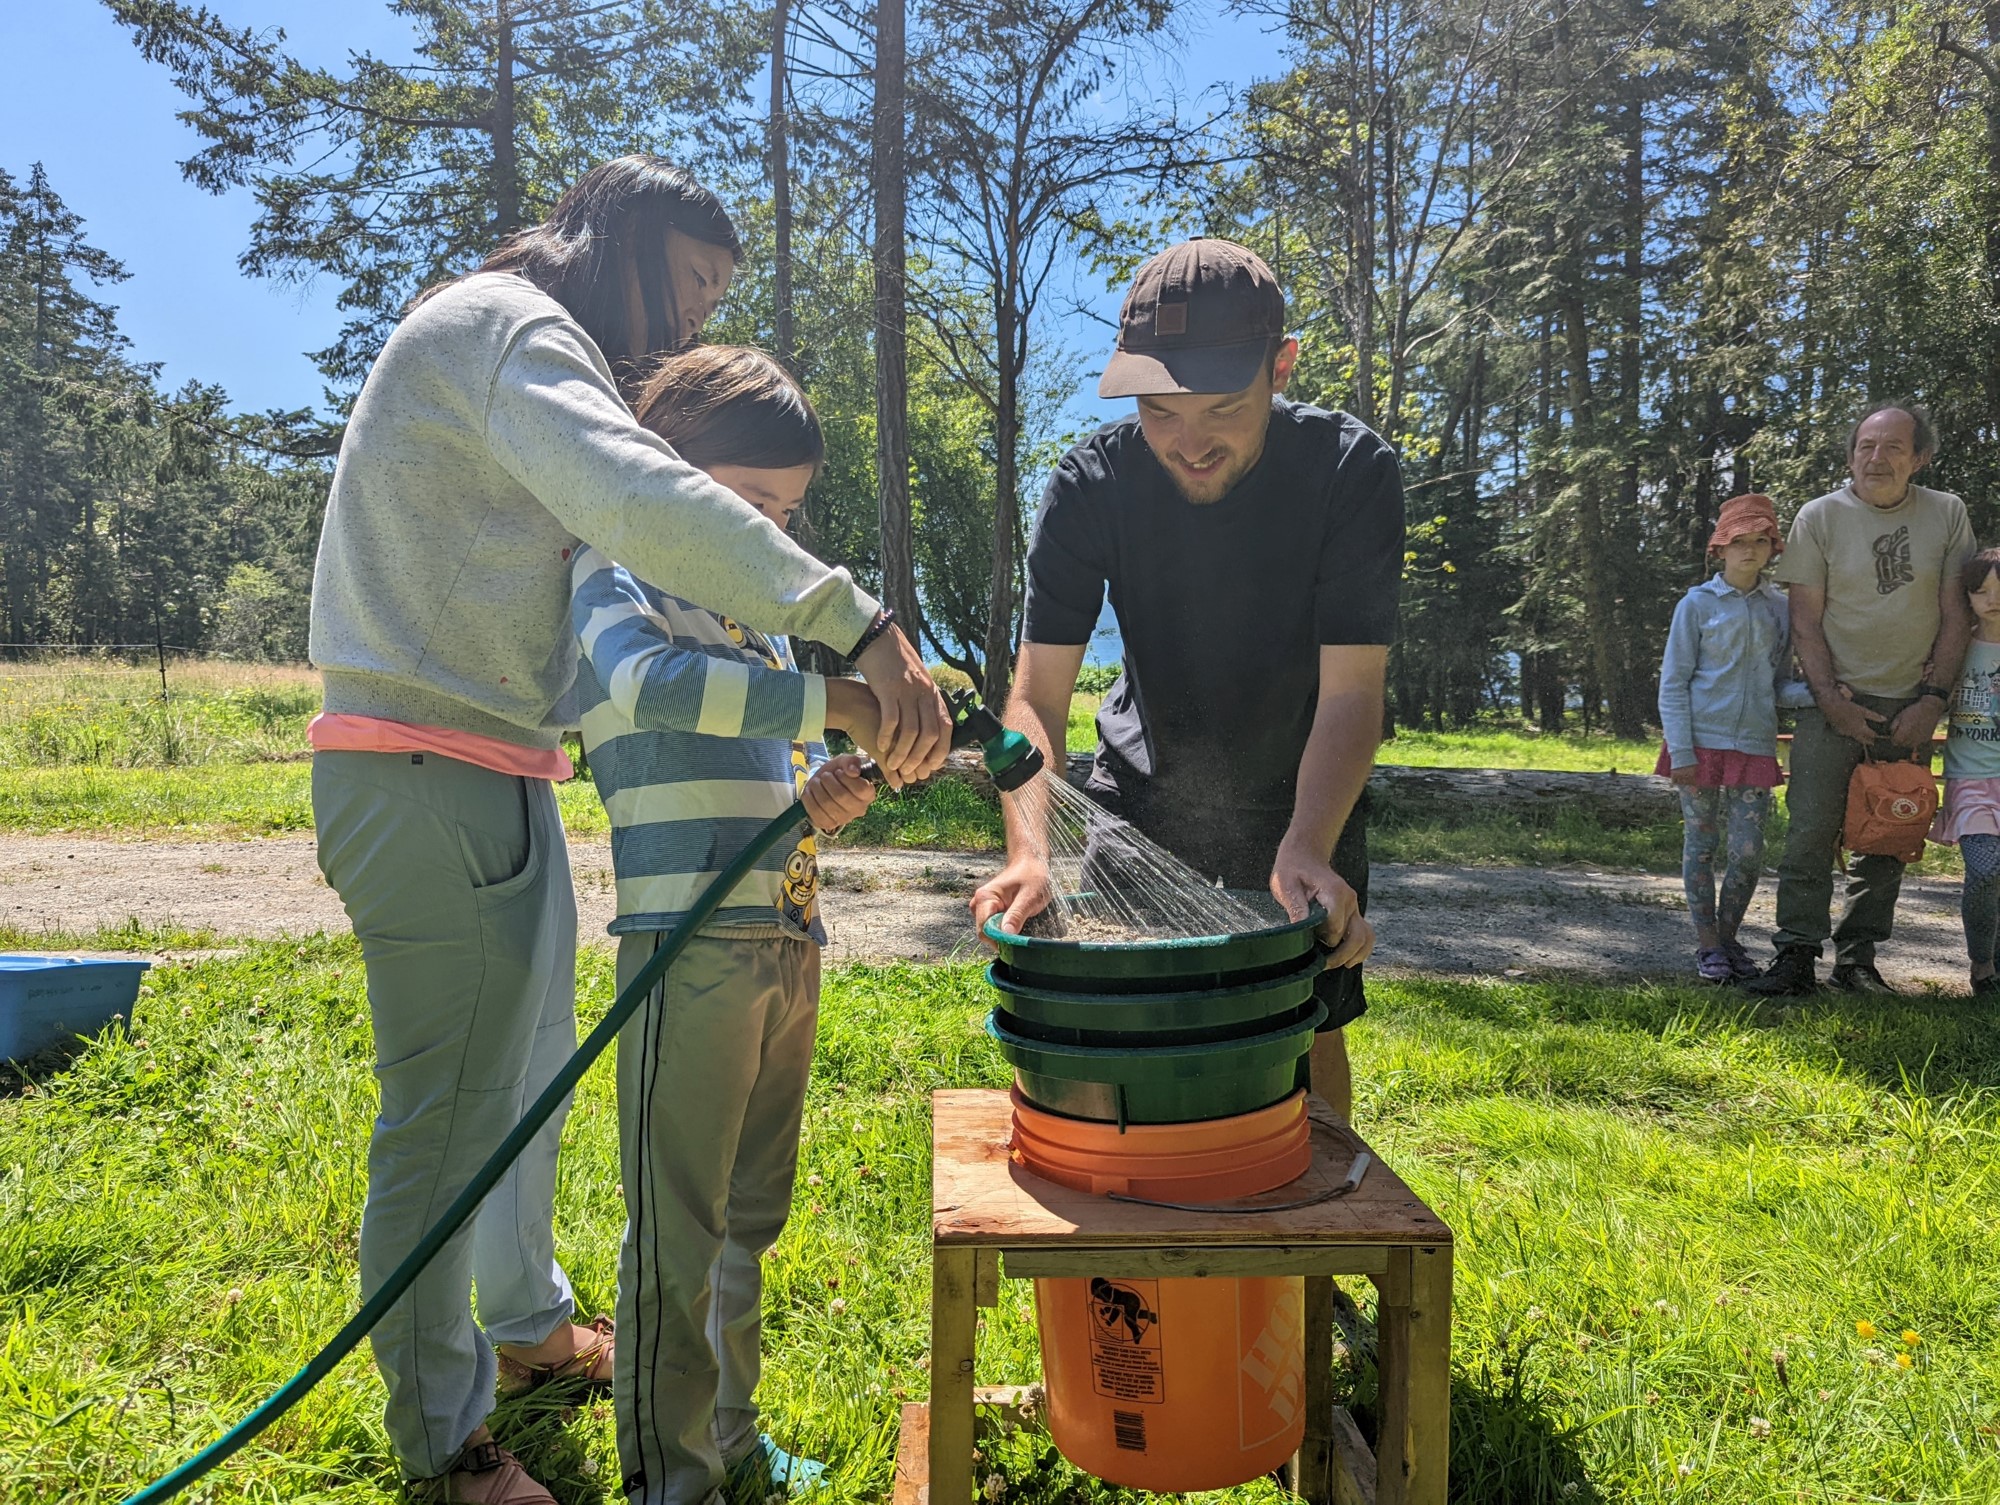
[1098,238,1287,398]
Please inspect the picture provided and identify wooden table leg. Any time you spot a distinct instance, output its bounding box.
[930,1244,979,1505]
[1373,1249,1412,1505]
[1403,1245,1452,1505]
[1295,1275,1336,1503]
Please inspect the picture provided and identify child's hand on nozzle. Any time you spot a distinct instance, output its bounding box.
[804,753,878,835]
[824,678,886,772]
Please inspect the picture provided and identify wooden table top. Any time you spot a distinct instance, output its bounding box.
[931,1088,1451,1249]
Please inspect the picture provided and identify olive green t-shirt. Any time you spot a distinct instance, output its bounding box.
[1773,482,1975,697]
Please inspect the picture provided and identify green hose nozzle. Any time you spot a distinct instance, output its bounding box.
[944,688,1045,792]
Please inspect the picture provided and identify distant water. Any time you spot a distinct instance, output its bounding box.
[929,599,1125,669]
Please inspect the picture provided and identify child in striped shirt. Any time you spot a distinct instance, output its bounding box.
[571,346,880,1505]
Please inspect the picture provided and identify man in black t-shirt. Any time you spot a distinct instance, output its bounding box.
[969,239,1404,1121]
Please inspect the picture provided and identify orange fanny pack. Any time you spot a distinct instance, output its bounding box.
[1843,754,1938,863]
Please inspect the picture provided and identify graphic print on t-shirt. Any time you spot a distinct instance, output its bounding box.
[1872,525,1913,596]
[1952,660,2000,742]
[720,613,820,932]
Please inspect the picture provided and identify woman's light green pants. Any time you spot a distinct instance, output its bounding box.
[312,750,582,1479]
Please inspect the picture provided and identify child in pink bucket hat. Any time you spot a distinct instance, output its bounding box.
[1657,494,1814,982]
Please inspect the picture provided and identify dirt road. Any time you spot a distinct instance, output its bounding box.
[1,833,1976,989]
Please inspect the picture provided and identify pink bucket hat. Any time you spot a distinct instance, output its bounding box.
[1708,493,1783,555]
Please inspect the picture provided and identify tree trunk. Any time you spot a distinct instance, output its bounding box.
[770,0,794,369]
[872,0,919,639]
[981,289,1020,707]
[491,1,521,239]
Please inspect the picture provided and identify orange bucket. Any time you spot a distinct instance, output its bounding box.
[1010,1089,1311,1492]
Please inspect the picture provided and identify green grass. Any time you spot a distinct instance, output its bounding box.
[1377,727,1662,775]
[1,662,1961,878]
[5,942,1999,1501]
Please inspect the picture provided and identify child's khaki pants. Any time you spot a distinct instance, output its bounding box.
[614,927,820,1505]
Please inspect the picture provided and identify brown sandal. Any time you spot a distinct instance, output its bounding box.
[495,1314,615,1394]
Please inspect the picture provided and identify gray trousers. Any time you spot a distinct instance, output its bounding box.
[312,751,580,1477]
[1772,695,1920,964]
[614,929,820,1505]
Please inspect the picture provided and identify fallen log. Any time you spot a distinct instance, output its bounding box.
[929,749,1679,830]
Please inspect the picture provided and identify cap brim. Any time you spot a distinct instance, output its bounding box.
[1098,339,1271,398]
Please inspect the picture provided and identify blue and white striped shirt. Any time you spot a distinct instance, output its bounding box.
[570,544,829,941]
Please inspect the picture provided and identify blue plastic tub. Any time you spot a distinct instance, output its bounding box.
[0,955,149,1062]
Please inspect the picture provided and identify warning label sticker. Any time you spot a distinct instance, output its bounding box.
[1087,1276,1164,1406]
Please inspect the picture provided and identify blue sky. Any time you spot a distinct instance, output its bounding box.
[0,2,1283,423]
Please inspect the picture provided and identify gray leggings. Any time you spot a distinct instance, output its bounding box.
[1677,784,1772,940]
[1962,834,2000,971]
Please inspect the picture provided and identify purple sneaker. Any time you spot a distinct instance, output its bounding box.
[1696,947,1734,983]
[1720,939,1760,981]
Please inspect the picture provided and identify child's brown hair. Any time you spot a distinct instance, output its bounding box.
[630,345,824,476]
[1963,547,2000,595]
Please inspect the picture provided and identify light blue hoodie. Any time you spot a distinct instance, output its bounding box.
[1658,574,1815,768]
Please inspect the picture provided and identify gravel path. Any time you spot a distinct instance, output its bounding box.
[1,833,1977,989]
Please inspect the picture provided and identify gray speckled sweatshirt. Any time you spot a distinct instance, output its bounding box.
[308,272,878,748]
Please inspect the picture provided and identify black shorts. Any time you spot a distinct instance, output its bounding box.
[1084,787,1371,1032]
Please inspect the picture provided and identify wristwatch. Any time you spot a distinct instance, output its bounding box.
[1918,682,1952,703]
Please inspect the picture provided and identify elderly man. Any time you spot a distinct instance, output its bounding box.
[1749,401,1975,995]
[969,239,1404,1120]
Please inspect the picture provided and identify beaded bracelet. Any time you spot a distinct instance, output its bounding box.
[849,606,897,660]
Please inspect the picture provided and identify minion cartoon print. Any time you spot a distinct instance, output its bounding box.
[723,614,822,932]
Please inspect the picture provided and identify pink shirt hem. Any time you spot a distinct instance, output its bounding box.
[308,713,573,782]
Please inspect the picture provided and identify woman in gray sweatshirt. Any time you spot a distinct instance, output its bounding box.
[307,156,944,1504]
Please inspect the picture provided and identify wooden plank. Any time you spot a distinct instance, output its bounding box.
[1296,1276,1337,1504]
[930,1245,979,1505]
[1402,1245,1453,1505]
[973,1247,1001,1308]
[1373,1249,1413,1505]
[1329,1405,1379,1505]
[891,1402,929,1505]
[931,1090,1451,1249]
[1000,1244,1390,1280]
[974,1383,1047,1434]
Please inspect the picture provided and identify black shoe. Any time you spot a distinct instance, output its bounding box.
[1973,973,2000,997]
[1745,945,1819,996]
[1830,962,1896,995]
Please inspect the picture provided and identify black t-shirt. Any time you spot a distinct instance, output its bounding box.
[1022,398,1404,881]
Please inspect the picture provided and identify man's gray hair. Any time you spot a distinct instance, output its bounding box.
[1846,399,1938,458]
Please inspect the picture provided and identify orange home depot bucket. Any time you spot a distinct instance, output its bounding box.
[1010,1089,1312,1492]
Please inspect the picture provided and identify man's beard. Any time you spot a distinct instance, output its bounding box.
[1163,452,1255,505]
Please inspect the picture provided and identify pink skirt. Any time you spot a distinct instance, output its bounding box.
[1654,745,1783,788]
[1932,777,2000,843]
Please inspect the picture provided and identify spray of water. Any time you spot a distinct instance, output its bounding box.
[999,766,1271,941]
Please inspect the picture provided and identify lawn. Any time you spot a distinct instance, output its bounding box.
[4,936,1997,1502]
[0,658,1966,877]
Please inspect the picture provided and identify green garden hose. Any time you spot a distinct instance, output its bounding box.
[120,798,816,1505]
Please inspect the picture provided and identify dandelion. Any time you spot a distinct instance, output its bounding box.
[1856,1320,1877,1339]
[1748,1417,1771,1439]
[1895,1353,1914,1370]
[1901,1330,1921,1348]
[225,1287,245,1304]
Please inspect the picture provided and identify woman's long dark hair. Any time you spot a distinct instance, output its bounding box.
[631,346,825,478]
[419,155,740,364]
